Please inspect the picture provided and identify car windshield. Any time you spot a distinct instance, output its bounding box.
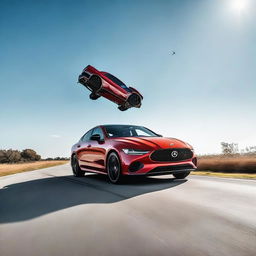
[104,73,127,89]
[104,125,160,138]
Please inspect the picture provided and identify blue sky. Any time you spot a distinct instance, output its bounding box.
[0,0,255,158]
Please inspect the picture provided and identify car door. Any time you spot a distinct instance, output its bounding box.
[76,129,93,169]
[87,127,106,171]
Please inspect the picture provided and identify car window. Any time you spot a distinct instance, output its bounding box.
[81,129,92,142]
[134,128,151,137]
[104,73,132,92]
[104,125,159,138]
[104,73,127,88]
[91,127,104,140]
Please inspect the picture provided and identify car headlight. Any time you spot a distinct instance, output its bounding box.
[122,149,150,155]
[185,142,194,152]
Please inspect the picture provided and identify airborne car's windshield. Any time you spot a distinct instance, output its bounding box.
[104,73,130,90]
[104,125,160,138]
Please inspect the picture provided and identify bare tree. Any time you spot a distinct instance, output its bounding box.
[221,142,239,155]
[245,146,256,154]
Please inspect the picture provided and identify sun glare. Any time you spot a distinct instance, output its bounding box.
[231,0,249,13]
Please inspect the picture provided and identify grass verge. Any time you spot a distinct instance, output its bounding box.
[197,155,256,173]
[191,171,256,179]
[0,160,69,177]
[195,155,256,179]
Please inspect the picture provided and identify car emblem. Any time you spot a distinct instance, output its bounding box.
[170,143,175,146]
[171,150,178,158]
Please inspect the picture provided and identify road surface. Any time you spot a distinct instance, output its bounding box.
[0,164,256,256]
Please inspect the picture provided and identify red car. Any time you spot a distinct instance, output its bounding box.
[71,125,197,183]
[78,65,143,111]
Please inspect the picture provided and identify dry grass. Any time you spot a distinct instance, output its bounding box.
[0,160,69,177]
[1,155,256,179]
[191,171,256,179]
[197,155,256,173]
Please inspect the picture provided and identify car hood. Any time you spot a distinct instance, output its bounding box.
[113,137,190,150]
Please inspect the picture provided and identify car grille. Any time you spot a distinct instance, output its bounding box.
[82,72,90,78]
[150,148,193,162]
[148,164,195,175]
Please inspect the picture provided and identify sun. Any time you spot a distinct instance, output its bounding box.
[231,0,249,13]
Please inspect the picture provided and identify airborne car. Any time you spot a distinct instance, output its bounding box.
[78,65,143,111]
[71,125,197,184]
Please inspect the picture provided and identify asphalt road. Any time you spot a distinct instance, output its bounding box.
[0,164,256,256]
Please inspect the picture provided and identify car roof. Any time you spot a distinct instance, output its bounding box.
[100,124,139,127]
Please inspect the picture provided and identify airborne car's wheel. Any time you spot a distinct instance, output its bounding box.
[118,105,128,111]
[173,171,190,179]
[87,75,102,92]
[127,93,141,107]
[107,152,123,184]
[71,155,85,177]
[89,93,101,100]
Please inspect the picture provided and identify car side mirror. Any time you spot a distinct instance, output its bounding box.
[90,134,102,142]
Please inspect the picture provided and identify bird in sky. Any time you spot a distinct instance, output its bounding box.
[171,51,176,55]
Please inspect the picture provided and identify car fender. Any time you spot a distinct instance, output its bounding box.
[84,65,101,74]
[129,86,143,99]
[105,148,122,167]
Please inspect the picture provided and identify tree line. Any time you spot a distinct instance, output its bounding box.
[0,149,70,163]
[221,142,256,155]
[0,149,41,163]
[44,157,70,161]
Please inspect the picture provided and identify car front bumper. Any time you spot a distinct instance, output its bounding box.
[120,151,197,176]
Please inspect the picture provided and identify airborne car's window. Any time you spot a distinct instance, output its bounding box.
[104,73,131,92]
[104,73,126,88]
[104,125,159,138]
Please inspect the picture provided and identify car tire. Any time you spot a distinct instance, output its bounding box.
[127,93,141,107]
[107,152,123,184]
[118,105,128,111]
[89,93,101,100]
[71,155,85,177]
[173,171,190,179]
[87,75,102,92]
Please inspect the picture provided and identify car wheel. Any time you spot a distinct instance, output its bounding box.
[173,171,190,179]
[87,75,102,92]
[127,93,141,107]
[89,93,101,100]
[107,152,123,184]
[71,155,85,177]
[118,105,128,111]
